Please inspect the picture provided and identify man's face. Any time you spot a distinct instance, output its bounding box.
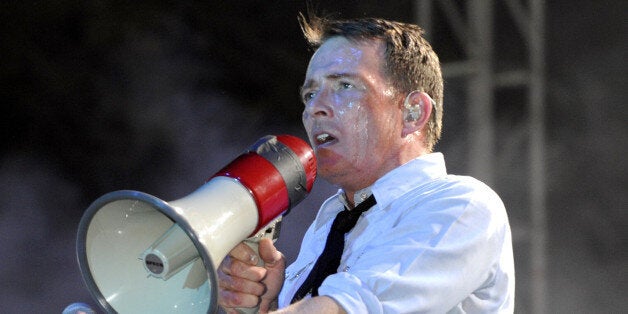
[301,36,403,191]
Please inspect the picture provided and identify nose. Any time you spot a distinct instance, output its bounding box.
[303,90,332,120]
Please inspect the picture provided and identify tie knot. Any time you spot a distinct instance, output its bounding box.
[332,209,363,233]
[331,194,376,233]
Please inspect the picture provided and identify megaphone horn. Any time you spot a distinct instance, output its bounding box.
[76,135,316,314]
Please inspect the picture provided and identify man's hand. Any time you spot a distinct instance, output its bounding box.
[218,238,285,313]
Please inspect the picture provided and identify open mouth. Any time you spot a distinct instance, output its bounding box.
[315,133,336,146]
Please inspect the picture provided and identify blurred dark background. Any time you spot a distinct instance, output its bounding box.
[1,1,626,313]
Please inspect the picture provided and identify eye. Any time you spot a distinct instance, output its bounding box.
[302,91,316,103]
[339,82,354,89]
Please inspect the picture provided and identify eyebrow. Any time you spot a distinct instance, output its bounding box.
[300,72,359,94]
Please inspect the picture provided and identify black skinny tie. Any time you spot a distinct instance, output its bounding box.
[291,194,377,303]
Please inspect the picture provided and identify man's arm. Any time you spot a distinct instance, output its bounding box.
[218,239,348,314]
[271,296,346,314]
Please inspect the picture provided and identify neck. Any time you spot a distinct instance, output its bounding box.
[338,142,429,207]
[343,188,370,209]
[344,192,357,208]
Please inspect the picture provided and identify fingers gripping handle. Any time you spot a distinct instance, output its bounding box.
[235,216,282,314]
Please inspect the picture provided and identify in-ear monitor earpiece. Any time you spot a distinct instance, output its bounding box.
[404,90,422,122]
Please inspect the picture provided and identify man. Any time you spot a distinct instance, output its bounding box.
[218,13,515,314]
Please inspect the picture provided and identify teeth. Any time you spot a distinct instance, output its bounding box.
[316,133,331,143]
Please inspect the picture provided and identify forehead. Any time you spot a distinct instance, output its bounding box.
[305,36,386,80]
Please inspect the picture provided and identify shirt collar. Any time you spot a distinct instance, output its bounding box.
[339,186,373,209]
[371,152,447,211]
[315,153,447,229]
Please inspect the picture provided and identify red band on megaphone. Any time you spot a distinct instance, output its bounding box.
[212,135,316,234]
[214,152,289,232]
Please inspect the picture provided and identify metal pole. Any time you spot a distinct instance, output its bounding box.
[467,0,495,186]
[414,0,433,40]
[529,1,547,313]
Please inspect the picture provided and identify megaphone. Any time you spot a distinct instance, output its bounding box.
[76,135,316,313]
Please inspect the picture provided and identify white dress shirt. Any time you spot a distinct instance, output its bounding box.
[278,153,515,313]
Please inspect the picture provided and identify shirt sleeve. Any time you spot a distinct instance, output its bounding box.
[317,183,513,313]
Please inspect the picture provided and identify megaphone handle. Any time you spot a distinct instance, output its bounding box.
[234,242,262,314]
[235,217,282,314]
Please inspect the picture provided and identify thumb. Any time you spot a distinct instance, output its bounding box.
[258,238,284,268]
[257,238,285,313]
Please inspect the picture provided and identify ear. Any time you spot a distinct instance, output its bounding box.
[402,91,433,137]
